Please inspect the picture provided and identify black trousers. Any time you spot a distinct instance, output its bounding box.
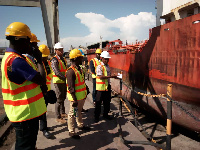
[94,84,111,119]
[12,117,39,150]
[92,78,96,102]
[40,102,48,131]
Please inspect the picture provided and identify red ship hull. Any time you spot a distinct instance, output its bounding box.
[87,13,200,132]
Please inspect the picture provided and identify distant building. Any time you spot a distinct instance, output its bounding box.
[0,47,6,55]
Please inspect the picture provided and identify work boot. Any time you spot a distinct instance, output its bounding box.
[103,115,113,120]
[43,130,52,139]
[81,108,88,113]
[61,113,68,118]
[78,126,91,131]
[69,132,80,139]
[56,118,67,124]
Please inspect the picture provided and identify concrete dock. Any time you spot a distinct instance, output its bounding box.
[11,80,157,150]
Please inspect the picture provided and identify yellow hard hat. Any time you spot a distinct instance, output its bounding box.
[69,49,83,59]
[95,48,102,54]
[5,22,32,38]
[39,44,50,57]
[30,33,40,43]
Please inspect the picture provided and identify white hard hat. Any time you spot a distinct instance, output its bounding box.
[100,51,111,58]
[54,42,64,49]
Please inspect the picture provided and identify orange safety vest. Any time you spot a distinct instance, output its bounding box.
[96,64,108,91]
[52,55,67,83]
[66,66,87,101]
[1,52,46,122]
[91,58,100,78]
[44,60,53,91]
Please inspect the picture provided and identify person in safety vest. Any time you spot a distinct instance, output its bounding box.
[78,49,89,113]
[51,42,68,124]
[66,49,91,139]
[89,48,102,106]
[38,44,53,139]
[1,22,47,150]
[94,51,117,123]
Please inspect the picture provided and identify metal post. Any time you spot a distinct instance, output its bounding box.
[119,71,123,116]
[119,79,123,116]
[166,84,172,150]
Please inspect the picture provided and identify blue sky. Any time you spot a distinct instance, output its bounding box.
[0,0,157,51]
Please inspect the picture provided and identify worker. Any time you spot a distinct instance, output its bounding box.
[51,42,68,124]
[66,49,90,139]
[94,51,117,123]
[89,48,102,106]
[1,22,47,149]
[38,44,53,139]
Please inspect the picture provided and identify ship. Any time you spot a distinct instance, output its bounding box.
[86,0,200,133]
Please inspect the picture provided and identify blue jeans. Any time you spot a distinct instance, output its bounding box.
[12,117,39,150]
[92,78,96,102]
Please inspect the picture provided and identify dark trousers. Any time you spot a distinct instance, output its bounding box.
[12,117,39,150]
[92,78,96,102]
[40,113,47,131]
[94,84,111,119]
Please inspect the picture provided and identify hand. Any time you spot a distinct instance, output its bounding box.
[72,101,78,107]
[31,45,42,63]
[111,75,118,79]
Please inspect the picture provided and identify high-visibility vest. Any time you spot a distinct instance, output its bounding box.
[96,64,108,91]
[52,55,67,83]
[1,52,47,122]
[91,58,100,78]
[24,55,37,71]
[66,66,87,101]
[44,60,53,91]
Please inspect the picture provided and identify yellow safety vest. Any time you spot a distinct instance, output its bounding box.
[1,52,47,122]
[91,58,100,78]
[96,64,108,91]
[52,55,67,83]
[44,60,53,91]
[66,66,87,101]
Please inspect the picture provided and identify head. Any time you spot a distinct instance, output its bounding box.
[5,22,32,54]
[69,49,83,66]
[54,42,64,57]
[100,51,111,65]
[95,48,102,60]
[39,44,50,61]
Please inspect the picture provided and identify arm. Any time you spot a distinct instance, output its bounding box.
[51,58,66,81]
[66,69,78,107]
[89,60,96,74]
[96,65,117,79]
[12,57,46,85]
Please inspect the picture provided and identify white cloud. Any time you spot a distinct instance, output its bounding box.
[61,12,156,51]
[0,12,156,52]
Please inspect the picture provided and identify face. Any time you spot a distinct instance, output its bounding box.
[96,53,101,59]
[76,56,83,66]
[18,37,31,54]
[55,48,63,57]
[102,58,109,65]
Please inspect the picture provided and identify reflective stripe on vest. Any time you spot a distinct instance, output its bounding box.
[96,64,108,91]
[66,66,87,101]
[1,52,47,122]
[52,56,67,83]
[91,58,100,78]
